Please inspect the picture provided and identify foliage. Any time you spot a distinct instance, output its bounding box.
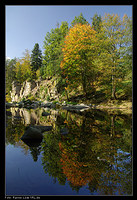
[71,12,88,27]
[14,49,33,83]
[40,109,132,194]
[6,107,132,194]
[92,13,102,32]
[60,23,100,97]
[42,21,69,78]
[6,12,132,102]
[31,43,42,79]
[100,14,132,99]
[5,58,17,101]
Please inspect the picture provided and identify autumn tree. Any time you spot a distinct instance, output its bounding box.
[14,49,32,83]
[15,60,23,83]
[61,23,100,97]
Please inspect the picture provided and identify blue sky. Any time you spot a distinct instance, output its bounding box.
[6,5,132,59]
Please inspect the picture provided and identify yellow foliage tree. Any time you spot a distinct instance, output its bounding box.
[60,23,100,97]
[14,49,32,83]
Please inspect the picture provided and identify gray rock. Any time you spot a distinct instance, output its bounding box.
[31,103,38,109]
[13,116,22,119]
[62,104,90,112]
[44,102,53,108]
[42,111,50,116]
[40,102,46,107]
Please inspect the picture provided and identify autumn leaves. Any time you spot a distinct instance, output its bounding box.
[60,13,132,100]
[61,24,100,97]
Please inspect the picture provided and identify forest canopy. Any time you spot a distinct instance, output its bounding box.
[6,13,132,102]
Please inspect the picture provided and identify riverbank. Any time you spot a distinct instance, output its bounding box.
[6,99,132,115]
[95,100,132,114]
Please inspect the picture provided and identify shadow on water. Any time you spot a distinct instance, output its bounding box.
[6,107,132,195]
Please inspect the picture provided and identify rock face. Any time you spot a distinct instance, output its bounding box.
[10,78,60,102]
[20,81,37,99]
[10,81,22,102]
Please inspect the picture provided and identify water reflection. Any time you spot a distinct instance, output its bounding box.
[6,107,132,195]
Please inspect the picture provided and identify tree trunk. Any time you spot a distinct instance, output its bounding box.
[112,74,117,100]
[82,69,88,98]
[111,59,117,100]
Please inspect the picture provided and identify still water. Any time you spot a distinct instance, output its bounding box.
[6,107,132,195]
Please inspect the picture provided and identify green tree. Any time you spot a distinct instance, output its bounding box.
[92,13,102,33]
[71,13,88,27]
[100,14,132,99]
[31,43,42,79]
[118,14,132,99]
[42,21,69,78]
[5,58,17,101]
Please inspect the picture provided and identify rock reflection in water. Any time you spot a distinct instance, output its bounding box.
[6,107,132,195]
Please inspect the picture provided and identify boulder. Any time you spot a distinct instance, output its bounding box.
[21,125,53,140]
[21,126,43,140]
[62,104,90,112]
[31,103,39,109]
[44,102,53,108]
[42,111,50,116]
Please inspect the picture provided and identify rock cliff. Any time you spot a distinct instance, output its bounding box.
[10,78,60,102]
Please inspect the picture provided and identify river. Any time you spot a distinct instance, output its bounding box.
[5,107,132,195]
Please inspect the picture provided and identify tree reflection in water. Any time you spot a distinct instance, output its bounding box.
[6,107,132,195]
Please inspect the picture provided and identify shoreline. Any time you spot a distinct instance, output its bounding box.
[94,100,132,114]
[6,99,132,115]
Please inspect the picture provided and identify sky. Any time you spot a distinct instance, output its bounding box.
[6,5,132,60]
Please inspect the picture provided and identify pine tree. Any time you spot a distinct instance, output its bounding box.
[31,43,42,79]
[43,22,69,78]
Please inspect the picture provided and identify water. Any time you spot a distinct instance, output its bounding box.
[5,107,132,195]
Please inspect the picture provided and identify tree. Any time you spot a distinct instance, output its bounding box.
[119,14,132,99]
[101,14,132,99]
[42,21,69,78]
[92,13,102,33]
[71,13,88,27]
[60,23,99,97]
[5,58,17,101]
[31,43,42,79]
[15,61,23,83]
[22,49,33,81]
[14,49,32,83]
